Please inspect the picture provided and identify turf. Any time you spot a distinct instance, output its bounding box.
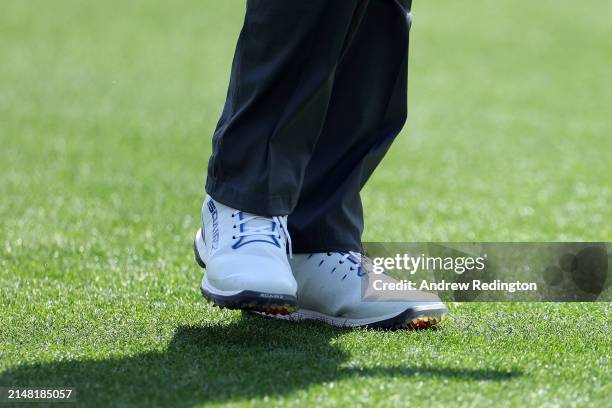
[0,0,610,407]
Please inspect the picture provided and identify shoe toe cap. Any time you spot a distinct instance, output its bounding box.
[206,253,297,296]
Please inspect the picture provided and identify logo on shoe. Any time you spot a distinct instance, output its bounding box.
[207,200,220,250]
[257,293,286,299]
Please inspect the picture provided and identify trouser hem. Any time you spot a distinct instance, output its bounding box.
[292,238,362,254]
[205,176,294,216]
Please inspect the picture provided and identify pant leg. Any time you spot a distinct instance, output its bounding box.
[206,0,368,216]
[289,0,413,253]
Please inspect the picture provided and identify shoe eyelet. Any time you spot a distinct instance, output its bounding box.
[326,252,332,256]
[232,236,236,239]
[339,261,344,264]
[231,214,235,218]
[233,225,236,228]
[350,267,355,271]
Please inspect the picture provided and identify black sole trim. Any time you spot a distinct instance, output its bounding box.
[247,305,449,330]
[365,306,448,330]
[193,239,207,269]
[200,285,297,314]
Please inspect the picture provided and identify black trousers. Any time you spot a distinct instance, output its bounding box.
[206,0,412,253]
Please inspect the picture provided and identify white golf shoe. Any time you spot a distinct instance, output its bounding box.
[194,196,298,314]
[250,251,448,329]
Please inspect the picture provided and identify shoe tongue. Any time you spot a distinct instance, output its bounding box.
[340,251,361,264]
[348,251,362,263]
[242,213,275,234]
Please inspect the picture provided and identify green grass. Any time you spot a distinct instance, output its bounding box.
[0,0,610,407]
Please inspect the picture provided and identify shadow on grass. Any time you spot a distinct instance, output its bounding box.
[0,315,520,406]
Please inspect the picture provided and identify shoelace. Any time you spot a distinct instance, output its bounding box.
[339,251,362,264]
[333,251,363,275]
[232,212,293,258]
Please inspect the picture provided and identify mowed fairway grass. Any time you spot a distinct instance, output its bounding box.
[1,1,610,407]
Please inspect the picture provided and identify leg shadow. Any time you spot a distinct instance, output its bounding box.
[0,315,521,406]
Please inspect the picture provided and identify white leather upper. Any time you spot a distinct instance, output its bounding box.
[290,252,444,319]
[198,196,297,295]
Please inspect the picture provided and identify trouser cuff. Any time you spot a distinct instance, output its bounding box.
[205,176,294,216]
